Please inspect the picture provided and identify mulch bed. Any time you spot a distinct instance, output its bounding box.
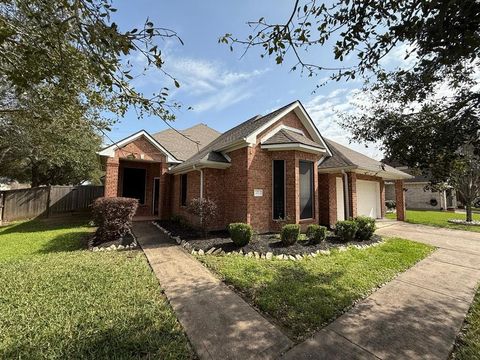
[156,220,381,256]
[89,231,137,249]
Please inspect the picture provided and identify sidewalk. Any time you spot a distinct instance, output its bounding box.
[133,222,293,360]
[282,222,480,359]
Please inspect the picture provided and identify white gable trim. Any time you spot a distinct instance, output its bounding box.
[245,101,333,156]
[260,124,305,144]
[260,143,327,154]
[97,130,181,163]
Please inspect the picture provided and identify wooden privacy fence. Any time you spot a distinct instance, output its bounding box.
[0,185,104,223]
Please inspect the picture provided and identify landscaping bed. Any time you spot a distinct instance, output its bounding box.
[155,220,382,256]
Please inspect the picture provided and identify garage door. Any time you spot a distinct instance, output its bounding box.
[357,180,381,218]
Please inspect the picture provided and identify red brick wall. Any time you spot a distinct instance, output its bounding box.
[223,147,249,226]
[171,170,201,225]
[257,110,314,141]
[105,157,119,198]
[114,135,166,162]
[347,172,358,218]
[318,173,341,228]
[395,180,406,221]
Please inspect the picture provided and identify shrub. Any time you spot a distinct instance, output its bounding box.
[306,224,327,244]
[354,216,376,241]
[171,214,187,225]
[334,220,358,242]
[281,224,300,246]
[92,197,138,244]
[228,223,253,246]
[187,198,217,237]
[385,200,396,211]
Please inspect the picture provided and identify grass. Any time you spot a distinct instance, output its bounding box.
[451,288,480,359]
[198,238,433,340]
[386,210,480,232]
[0,217,193,359]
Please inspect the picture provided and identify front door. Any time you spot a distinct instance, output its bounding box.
[153,178,160,216]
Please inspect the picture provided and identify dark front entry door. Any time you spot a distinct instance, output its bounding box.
[153,178,160,216]
[122,167,146,204]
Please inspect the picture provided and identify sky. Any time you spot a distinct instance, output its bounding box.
[106,1,408,159]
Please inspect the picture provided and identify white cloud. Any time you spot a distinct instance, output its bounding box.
[305,88,384,159]
[164,57,269,112]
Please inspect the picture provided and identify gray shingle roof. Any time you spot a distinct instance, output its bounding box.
[174,101,298,170]
[152,124,221,161]
[262,129,325,149]
[320,139,410,179]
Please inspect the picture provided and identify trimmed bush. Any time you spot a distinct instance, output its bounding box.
[354,216,376,241]
[92,197,138,244]
[385,200,396,211]
[281,224,300,246]
[334,220,358,242]
[306,224,327,244]
[187,198,217,237]
[228,223,253,246]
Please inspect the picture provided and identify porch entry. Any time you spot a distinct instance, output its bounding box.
[122,167,146,204]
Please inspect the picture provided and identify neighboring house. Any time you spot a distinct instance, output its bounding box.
[384,166,458,211]
[98,101,411,232]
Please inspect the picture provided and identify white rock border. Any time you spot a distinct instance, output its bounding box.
[448,219,480,226]
[152,221,384,261]
[91,231,138,252]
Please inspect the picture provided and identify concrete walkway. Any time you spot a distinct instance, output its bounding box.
[133,222,293,360]
[282,222,480,360]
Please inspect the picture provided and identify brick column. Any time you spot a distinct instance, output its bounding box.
[104,157,119,197]
[380,180,386,218]
[395,180,406,221]
[347,172,357,218]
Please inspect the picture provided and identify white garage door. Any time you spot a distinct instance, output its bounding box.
[357,180,381,218]
[336,177,345,221]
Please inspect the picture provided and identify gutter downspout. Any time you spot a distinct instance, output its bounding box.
[342,170,350,219]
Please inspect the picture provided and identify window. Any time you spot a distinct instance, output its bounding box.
[180,174,188,206]
[122,167,146,204]
[299,161,314,219]
[273,160,285,219]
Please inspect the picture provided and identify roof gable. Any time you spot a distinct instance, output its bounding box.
[98,130,180,163]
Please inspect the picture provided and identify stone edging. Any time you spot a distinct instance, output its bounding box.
[152,222,384,261]
[91,231,138,252]
[448,219,480,226]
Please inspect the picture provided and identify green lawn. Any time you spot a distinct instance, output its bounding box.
[0,217,193,359]
[198,239,433,340]
[451,288,480,359]
[386,210,480,232]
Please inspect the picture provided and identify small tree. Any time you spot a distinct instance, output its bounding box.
[449,145,480,223]
[187,198,218,237]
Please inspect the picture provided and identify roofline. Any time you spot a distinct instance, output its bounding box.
[245,101,333,157]
[318,165,413,180]
[260,143,327,154]
[97,130,181,163]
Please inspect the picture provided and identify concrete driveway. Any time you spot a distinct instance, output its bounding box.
[283,222,480,360]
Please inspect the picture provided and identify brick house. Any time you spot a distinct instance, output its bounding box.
[98,101,410,232]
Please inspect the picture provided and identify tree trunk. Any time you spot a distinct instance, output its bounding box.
[31,163,40,188]
[466,203,473,223]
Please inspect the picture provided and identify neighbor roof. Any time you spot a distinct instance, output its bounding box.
[152,124,221,161]
[262,128,326,149]
[319,139,412,180]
